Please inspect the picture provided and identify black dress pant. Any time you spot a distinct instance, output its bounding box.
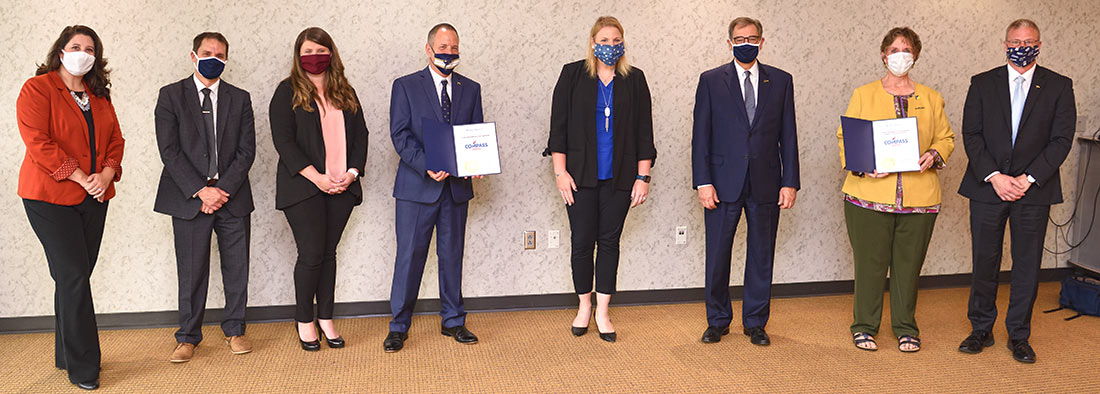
[172,208,251,344]
[967,200,1050,341]
[566,179,631,294]
[23,196,107,384]
[284,192,356,322]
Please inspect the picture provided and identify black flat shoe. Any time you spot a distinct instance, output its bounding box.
[571,326,588,336]
[75,380,99,390]
[599,331,616,342]
[958,330,994,354]
[701,326,730,343]
[296,323,320,352]
[744,326,771,346]
[317,322,345,348]
[1008,339,1036,363]
[383,331,407,353]
[441,325,479,344]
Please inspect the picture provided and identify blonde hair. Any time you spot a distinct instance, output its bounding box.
[584,16,631,78]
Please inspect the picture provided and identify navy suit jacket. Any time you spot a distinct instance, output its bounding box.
[958,65,1075,205]
[154,77,255,219]
[390,67,483,204]
[691,62,799,203]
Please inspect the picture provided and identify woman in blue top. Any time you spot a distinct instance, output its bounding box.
[545,16,657,343]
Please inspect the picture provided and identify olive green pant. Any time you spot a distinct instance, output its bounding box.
[844,203,937,338]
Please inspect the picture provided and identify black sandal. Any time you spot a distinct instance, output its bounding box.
[897,335,921,352]
[853,332,877,351]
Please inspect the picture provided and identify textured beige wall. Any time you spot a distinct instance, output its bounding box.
[2,0,1097,317]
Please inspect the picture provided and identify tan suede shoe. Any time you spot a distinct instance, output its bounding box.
[226,335,253,355]
[170,342,196,363]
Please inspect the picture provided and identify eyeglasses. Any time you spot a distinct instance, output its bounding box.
[731,36,761,45]
[1005,39,1040,47]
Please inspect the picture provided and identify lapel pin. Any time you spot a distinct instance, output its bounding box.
[1035,85,1040,89]
[763,79,769,83]
[457,81,462,86]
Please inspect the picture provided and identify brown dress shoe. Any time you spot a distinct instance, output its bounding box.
[226,335,253,355]
[170,342,196,363]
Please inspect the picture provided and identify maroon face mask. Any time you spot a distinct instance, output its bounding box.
[300,53,331,74]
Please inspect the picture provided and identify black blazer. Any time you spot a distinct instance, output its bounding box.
[547,60,657,191]
[269,79,369,210]
[154,77,255,220]
[958,65,1076,205]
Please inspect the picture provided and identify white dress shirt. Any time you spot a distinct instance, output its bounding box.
[984,63,1038,183]
[429,67,452,106]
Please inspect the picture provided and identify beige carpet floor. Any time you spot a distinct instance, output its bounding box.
[2,282,1098,394]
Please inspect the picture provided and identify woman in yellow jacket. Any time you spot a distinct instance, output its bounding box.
[837,27,954,353]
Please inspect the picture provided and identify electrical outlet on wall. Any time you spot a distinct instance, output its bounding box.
[548,230,560,249]
[675,226,687,245]
[524,231,536,250]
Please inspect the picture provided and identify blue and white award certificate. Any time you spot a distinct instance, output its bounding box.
[870,117,920,173]
[451,122,501,177]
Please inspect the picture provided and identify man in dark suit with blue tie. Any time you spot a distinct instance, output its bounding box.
[384,23,483,353]
[957,19,1075,364]
[154,32,255,362]
[691,17,799,346]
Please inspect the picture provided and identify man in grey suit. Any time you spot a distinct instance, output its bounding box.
[154,32,256,363]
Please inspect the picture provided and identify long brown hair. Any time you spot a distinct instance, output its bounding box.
[584,16,631,78]
[288,27,359,113]
[36,25,111,99]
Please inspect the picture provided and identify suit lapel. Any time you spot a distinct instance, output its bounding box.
[993,67,1013,141]
[751,64,773,130]
[725,62,749,129]
[419,67,445,122]
[48,73,91,143]
[182,78,210,149]
[1018,66,1045,131]
[610,75,625,149]
[216,84,231,153]
[451,74,464,124]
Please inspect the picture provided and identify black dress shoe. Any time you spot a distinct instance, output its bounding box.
[74,380,99,390]
[598,331,616,342]
[1008,339,1036,363]
[744,326,771,346]
[441,325,479,344]
[296,323,320,352]
[383,331,407,353]
[571,326,588,336]
[701,326,730,343]
[958,330,994,354]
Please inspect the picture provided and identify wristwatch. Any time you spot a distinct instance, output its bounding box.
[636,174,651,183]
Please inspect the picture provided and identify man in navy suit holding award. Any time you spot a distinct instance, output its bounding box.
[692,17,800,346]
[384,23,484,353]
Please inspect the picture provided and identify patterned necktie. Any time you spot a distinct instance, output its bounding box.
[441,80,451,124]
[1010,76,1025,147]
[201,88,217,178]
[744,70,756,124]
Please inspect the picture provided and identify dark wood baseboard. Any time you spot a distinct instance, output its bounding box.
[0,268,1072,334]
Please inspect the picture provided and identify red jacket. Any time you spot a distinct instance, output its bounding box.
[17,71,124,205]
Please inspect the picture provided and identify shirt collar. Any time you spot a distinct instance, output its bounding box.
[735,61,759,77]
[193,74,221,94]
[1007,63,1036,83]
[429,67,451,87]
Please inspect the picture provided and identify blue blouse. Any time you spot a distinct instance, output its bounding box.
[596,80,614,180]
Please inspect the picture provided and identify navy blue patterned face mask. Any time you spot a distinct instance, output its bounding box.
[1007,45,1039,67]
[431,51,460,76]
[593,43,624,66]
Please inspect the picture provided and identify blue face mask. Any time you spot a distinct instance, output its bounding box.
[593,43,624,66]
[1006,45,1039,68]
[193,52,226,80]
[432,51,460,76]
[732,43,759,64]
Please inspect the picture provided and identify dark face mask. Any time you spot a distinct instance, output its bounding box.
[732,43,759,64]
[1006,45,1040,68]
[194,53,226,80]
[432,51,460,76]
[300,53,331,75]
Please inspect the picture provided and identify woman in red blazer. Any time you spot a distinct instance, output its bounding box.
[16,25,124,391]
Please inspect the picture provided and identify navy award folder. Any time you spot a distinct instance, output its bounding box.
[422,117,501,177]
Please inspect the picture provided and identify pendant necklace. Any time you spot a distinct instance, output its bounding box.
[599,80,612,132]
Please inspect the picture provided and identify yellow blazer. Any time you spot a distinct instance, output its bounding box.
[837,81,955,206]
